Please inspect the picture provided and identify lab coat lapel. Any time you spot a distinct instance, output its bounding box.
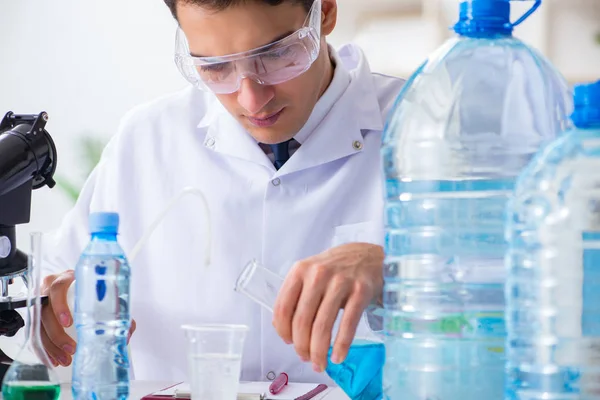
[278,52,385,176]
[199,100,274,170]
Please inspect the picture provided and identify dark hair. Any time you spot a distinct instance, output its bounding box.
[164,0,314,19]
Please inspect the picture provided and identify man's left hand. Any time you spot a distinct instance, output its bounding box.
[272,242,384,373]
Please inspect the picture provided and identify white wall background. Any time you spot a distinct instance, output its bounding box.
[334,0,600,79]
[0,0,599,249]
[0,0,186,250]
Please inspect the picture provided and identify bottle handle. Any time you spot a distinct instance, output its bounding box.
[510,0,541,28]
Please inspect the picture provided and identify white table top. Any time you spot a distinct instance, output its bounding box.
[57,381,350,399]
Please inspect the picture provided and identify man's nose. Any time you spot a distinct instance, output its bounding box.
[237,78,275,115]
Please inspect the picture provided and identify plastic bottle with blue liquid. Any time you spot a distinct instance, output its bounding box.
[380,0,571,399]
[506,80,600,399]
[72,212,131,400]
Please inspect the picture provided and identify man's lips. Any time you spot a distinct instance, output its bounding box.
[246,108,285,128]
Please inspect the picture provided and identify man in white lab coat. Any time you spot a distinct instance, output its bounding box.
[38,0,405,383]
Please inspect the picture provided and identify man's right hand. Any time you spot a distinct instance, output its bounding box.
[40,270,76,367]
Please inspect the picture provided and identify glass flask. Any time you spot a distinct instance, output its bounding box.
[1,232,61,400]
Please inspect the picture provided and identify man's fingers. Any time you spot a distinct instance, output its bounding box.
[331,292,370,364]
[273,274,303,344]
[47,270,75,328]
[40,326,70,367]
[41,303,76,357]
[309,286,346,373]
[128,319,137,344]
[291,285,324,362]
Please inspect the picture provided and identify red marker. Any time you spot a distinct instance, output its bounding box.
[295,384,328,400]
[269,372,289,395]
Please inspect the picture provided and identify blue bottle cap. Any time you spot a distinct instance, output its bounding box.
[89,212,119,234]
[572,80,600,129]
[454,0,541,38]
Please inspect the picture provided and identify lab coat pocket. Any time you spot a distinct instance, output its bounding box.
[332,220,383,247]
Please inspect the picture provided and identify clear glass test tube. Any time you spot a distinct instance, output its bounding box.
[234,259,284,313]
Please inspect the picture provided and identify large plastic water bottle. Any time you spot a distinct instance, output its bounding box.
[380,0,571,399]
[72,212,131,400]
[505,80,600,399]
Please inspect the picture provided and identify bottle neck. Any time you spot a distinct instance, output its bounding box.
[91,232,118,241]
[456,28,513,39]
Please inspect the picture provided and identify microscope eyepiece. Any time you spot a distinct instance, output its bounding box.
[0,111,57,197]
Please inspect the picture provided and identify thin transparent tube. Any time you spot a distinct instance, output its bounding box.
[29,232,51,366]
[29,233,39,355]
[22,234,38,349]
[129,186,211,266]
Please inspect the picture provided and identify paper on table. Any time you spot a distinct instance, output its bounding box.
[153,382,331,400]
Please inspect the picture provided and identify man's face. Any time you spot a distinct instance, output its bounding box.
[177,1,334,144]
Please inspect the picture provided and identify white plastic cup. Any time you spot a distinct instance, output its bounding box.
[181,324,249,400]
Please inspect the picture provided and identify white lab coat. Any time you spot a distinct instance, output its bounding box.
[41,44,405,384]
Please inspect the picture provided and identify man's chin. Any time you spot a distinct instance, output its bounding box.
[244,124,293,145]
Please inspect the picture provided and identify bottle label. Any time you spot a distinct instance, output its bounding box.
[95,264,107,302]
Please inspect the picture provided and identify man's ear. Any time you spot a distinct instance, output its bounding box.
[321,0,337,36]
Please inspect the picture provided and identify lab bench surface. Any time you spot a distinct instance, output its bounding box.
[57,381,351,399]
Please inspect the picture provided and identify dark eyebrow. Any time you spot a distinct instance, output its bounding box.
[190,31,295,58]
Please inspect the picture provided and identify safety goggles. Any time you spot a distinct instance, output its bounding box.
[174,0,322,94]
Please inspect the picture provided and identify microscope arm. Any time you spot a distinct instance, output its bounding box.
[0,111,57,338]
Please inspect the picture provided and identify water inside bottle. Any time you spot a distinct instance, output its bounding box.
[506,121,600,399]
[383,178,510,400]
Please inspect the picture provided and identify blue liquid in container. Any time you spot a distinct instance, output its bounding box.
[326,339,385,400]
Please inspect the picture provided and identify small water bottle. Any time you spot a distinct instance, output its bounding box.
[72,212,131,400]
[506,80,600,399]
[380,1,571,399]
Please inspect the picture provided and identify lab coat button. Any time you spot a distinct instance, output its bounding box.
[266,371,276,380]
[352,140,363,151]
[205,137,215,148]
[271,178,281,187]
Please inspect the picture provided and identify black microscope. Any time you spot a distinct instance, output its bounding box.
[0,111,57,338]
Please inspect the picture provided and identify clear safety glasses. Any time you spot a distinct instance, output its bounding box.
[174,0,322,94]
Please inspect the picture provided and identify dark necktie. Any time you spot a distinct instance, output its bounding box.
[269,139,293,170]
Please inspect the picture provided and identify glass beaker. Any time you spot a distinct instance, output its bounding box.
[1,232,61,400]
[234,260,385,400]
[181,324,249,400]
